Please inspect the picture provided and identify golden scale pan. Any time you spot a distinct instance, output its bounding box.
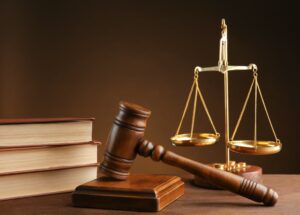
[170,19,281,162]
[171,133,220,146]
[170,69,220,147]
[229,140,281,155]
[228,73,282,155]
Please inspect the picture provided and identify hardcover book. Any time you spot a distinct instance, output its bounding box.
[0,165,98,200]
[0,141,100,174]
[0,118,94,148]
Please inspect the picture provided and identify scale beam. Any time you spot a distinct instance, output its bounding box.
[195,64,257,73]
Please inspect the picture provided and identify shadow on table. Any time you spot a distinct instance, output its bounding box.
[184,201,265,208]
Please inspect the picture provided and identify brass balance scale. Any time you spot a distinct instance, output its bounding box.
[171,19,282,188]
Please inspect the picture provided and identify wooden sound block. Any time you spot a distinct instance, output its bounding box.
[193,165,262,189]
[72,174,184,212]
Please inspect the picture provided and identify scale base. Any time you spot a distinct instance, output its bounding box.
[193,164,262,189]
[72,174,184,212]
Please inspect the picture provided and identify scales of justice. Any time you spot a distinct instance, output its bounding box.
[171,19,282,188]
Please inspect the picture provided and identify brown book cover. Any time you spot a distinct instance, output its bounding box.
[0,117,96,148]
[0,140,101,151]
[0,118,99,201]
[0,164,99,201]
[0,163,99,176]
[0,141,101,176]
[0,117,95,125]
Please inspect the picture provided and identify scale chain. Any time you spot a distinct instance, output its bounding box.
[195,80,218,135]
[231,78,255,140]
[231,76,279,143]
[256,81,279,142]
[175,80,196,135]
[175,72,218,137]
[254,75,258,146]
[191,79,198,138]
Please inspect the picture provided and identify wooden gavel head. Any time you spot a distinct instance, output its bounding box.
[100,101,151,180]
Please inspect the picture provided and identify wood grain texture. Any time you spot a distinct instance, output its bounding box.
[193,165,263,189]
[99,101,278,206]
[72,174,184,211]
[0,175,298,215]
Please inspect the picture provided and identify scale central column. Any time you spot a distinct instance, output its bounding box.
[193,19,264,189]
[219,18,230,168]
[224,69,230,168]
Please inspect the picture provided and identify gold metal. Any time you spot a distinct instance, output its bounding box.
[171,67,219,146]
[172,19,282,173]
[231,79,255,140]
[171,133,220,146]
[229,160,236,167]
[237,162,247,168]
[218,18,231,167]
[230,68,282,155]
[213,161,247,172]
[213,163,226,170]
[229,140,282,155]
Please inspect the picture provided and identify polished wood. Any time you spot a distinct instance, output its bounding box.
[0,175,298,215]
[193,165,262,189]
[72,174,184,211]
[99,101,278,206]
[100,101,152,180]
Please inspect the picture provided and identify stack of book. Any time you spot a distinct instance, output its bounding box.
[0,118,99,200]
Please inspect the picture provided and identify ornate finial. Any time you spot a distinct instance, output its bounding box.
[219,18,228,68]
[221,18,227,36]
[221,19,227,28]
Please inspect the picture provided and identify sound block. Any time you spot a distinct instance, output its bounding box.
[193,165,262,189]
[72,174,184,212]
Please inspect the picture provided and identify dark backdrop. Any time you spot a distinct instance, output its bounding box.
[0,1,299,174]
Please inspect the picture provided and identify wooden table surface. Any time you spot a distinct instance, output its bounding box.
[0,174,299,215]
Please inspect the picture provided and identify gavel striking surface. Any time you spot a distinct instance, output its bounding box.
[72,174,184,212]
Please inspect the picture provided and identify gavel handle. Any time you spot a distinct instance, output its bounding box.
[138,140,278,206]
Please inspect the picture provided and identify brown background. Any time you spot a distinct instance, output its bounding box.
[0,1,299,174]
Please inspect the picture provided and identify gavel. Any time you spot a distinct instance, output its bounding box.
[100,101,278,206]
